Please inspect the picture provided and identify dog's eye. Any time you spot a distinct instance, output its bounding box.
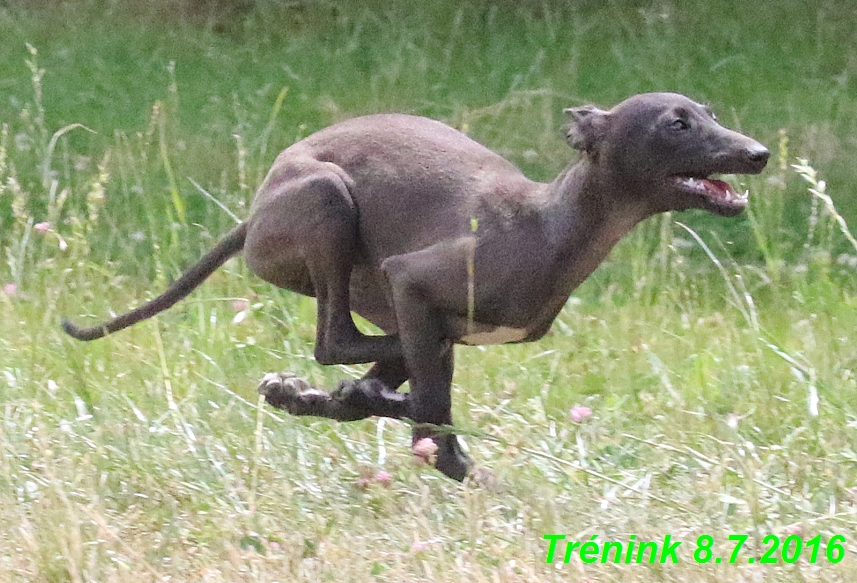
[670,118,689,131]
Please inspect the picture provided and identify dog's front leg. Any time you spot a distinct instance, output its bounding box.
[408,347,472,481]
[384,248,473,481]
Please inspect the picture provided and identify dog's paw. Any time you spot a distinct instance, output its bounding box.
[257,371,306,397]
[466,466,498,489]
[329,378,384,403]
[257,372,328,414]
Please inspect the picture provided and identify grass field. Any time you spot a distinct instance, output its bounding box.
[2,1,857,581]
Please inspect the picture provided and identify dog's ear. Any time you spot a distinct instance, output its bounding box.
[564,105,610,156]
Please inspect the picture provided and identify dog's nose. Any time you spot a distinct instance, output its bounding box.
[745,144,770,165]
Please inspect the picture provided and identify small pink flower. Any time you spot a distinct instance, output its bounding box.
[413,437,438,457]
[569,405,592,423]
[409,540,428,553]
[3,283,17,297]
[374,470,392,487]
[413,437,438,465]
[232,299,250,312]
[34,221,51,233]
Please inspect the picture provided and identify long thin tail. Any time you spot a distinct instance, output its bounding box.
[62,223,248,341]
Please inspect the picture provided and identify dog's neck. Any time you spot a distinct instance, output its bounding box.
[541,157,654,294]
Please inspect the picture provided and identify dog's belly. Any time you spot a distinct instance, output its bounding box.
[448,315,530,345]
[458,325,529,345]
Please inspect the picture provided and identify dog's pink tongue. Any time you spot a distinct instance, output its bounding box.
[706,178,734,198]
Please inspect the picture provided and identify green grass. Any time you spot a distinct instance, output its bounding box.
[2,1,857,581]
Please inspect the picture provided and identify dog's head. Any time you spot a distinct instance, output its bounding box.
[566,92,769,217]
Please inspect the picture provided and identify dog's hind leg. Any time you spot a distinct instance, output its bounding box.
[257,359,411,421]
[246,166,402,366]
[308,252,402,365]
[250,165,412,421]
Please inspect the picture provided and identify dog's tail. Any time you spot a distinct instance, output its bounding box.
[62,223,248,341]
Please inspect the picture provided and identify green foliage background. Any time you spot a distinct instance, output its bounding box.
[1,1,857,581]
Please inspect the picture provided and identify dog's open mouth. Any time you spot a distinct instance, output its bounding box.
[671,175,748,215]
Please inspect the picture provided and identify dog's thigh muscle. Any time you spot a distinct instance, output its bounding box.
[244,167,356,293]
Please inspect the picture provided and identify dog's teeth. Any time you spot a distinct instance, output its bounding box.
[729,189,749,202]
[680,177,705,192]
